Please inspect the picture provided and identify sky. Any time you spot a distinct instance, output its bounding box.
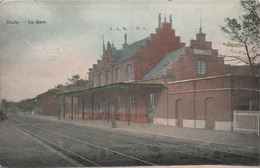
[0,0,243,102]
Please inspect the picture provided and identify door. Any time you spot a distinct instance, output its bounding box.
[205,97,217,130]
[176,99,183,127]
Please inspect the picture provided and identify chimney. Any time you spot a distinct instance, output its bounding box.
[122,33,129,49]
[102,36,106,59]
[107,41,114,55]
[170,15,172,29]
[158,13,161,28]
[112,43,116,52]
[107,41,112,50]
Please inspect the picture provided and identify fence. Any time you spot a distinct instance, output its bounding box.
[233,110,260,136]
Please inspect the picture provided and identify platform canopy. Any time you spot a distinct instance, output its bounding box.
[57,82,165,97]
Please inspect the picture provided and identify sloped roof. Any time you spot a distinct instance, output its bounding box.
[142,48,184,81]
[91,37,149,73]
[57,82,165,97]
[114,37,149,64]
[94,61,104,72]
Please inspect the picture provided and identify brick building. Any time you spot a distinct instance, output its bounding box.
[58,14,259,132]
[36,86,84,117]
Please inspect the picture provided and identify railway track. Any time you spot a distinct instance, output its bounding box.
[61,125,259,165]
[33,120,258,166]
[8,115,260,166]
[7,121,101,167]
[8,118,158,167]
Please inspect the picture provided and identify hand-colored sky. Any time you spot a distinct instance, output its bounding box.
[0,0,242,102]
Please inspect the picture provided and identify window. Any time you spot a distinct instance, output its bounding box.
[117,95,121,112]
[99,98,102,113]
[116,67,120,82]
[107,71,111,84]
[126,64,131,81]
[149,93,154,114]
[99,73,103,86]
[92,75,96,87]
[198,59,206,74]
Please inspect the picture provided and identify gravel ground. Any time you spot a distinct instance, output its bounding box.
[2,114,259,167]
[29,114,260,158]
[0,121,77,167]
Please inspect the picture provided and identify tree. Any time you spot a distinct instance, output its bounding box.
[1,99,13,110]
[0,98,37,113]
[65,74,87,87]
[53,74,87,89]
[17,99,38,112]
[221,0,260,84]
[1,99,7,106]
[54,84,65,89]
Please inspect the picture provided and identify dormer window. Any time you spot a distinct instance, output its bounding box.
[198,59,206,74]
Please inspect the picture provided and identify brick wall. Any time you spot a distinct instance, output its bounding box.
[36,86,84,117]
[134,23,185,80]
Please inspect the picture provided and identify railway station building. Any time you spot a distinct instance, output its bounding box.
[57,14,260,132]
[36,86,84,117]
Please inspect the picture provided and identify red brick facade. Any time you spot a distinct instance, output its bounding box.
[36,89,63,117]
[133,23,185,81]
[36,86,84,117]
[55,16,259,132]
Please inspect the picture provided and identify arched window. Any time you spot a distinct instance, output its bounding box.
[175,99,183,127]
[99,73,103,86]
[116,67,120,82]
[126,64,131,81]
[92,75,96,87]
[107,71,111,84]
[198,59,206,74]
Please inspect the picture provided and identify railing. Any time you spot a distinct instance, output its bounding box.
[233,110,260,136]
